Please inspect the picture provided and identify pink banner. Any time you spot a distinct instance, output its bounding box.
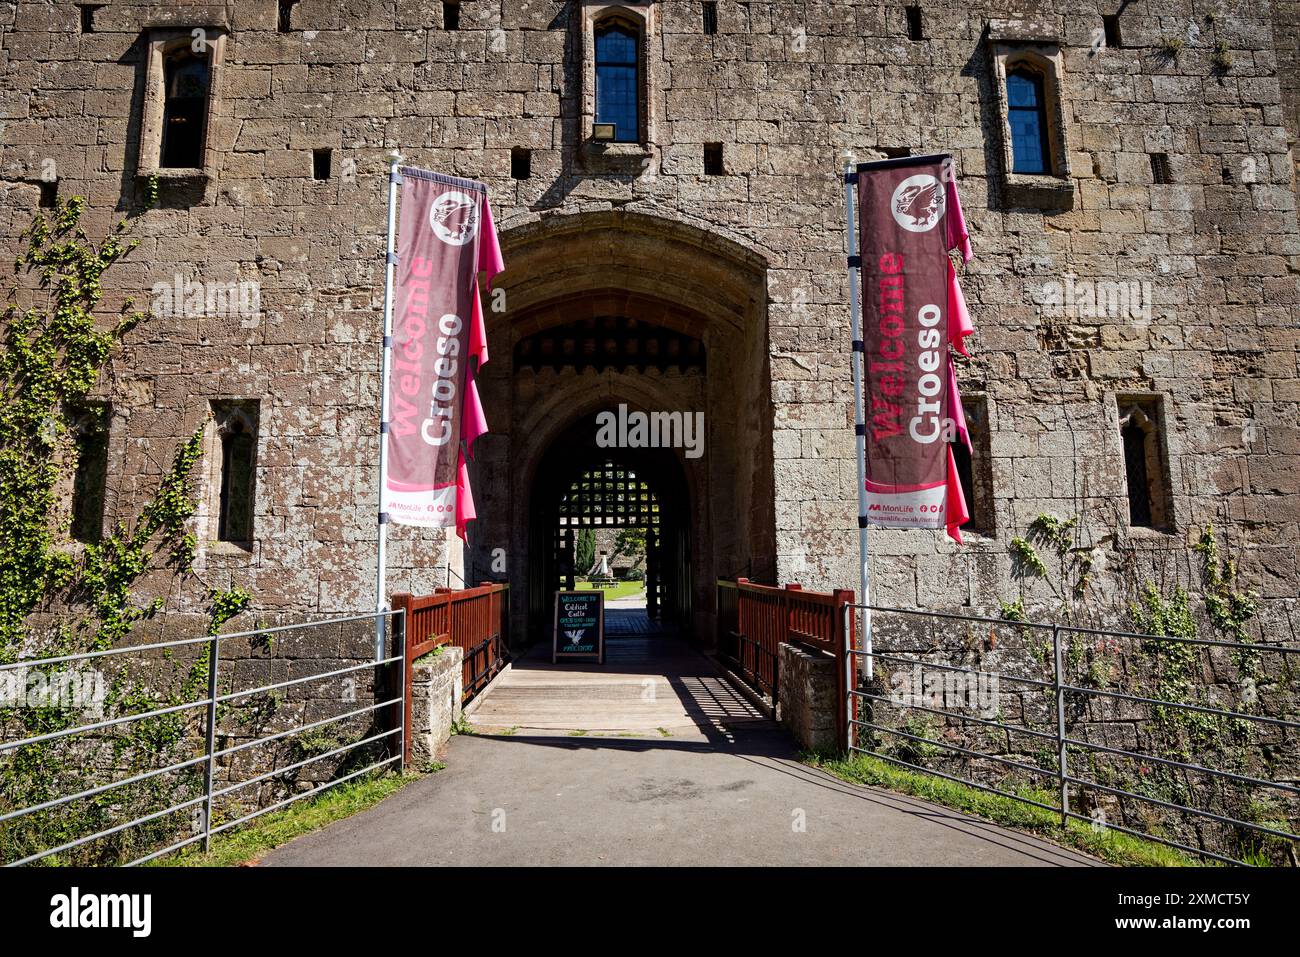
[858,155,970,540]
[384,168,502,538]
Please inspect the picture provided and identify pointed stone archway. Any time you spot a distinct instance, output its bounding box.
[463,210,776,645]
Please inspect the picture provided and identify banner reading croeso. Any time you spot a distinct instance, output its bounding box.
[384,168,502,535]
[857,155,953,530]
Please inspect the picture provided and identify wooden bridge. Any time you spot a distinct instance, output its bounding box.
[391,578,853,750]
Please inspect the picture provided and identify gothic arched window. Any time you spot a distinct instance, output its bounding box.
[594,22,639,142]
[1006,66,1050,175]
[1118,398,1171,531]
[161,47,211,168]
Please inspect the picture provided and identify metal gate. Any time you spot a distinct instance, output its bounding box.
[527,415,693,640]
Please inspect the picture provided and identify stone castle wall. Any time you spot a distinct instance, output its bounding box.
[1273,0,1300,180]
[0,1,1296,636]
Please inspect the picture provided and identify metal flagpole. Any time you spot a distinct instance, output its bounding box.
[842,152,872,682]
[374,149,403,661]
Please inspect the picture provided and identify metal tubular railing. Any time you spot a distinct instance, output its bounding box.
[0,609,406,867]
[853,688,1059,743]
[845,603,1300,866]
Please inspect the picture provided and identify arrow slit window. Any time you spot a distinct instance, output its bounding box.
[951,395,994,536]
[69,402,111,544]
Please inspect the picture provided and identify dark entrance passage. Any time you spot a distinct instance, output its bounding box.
[527,413,691,643]
[468,211,778,649]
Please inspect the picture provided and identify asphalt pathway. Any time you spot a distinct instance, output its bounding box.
[266,618,1097,867]
[264,726,1099,867]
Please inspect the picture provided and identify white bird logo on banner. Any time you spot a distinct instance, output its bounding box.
[428,190,480,246]
[890,174,945,232]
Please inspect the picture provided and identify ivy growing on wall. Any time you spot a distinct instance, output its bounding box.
[0,192,251,864]
[996,513,1286,860]
[1004,514,1097,622]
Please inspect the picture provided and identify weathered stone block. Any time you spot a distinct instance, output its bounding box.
[777,641,839,753]
[408,646,464,767]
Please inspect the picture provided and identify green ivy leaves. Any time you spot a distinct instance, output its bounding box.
[2,195,217,657]
[0,188,258,865]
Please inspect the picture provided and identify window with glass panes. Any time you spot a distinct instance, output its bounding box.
[1006,67,1050,174]
[595,23,639,142]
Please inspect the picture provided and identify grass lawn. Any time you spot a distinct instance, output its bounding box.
[574,580,646,601]
[149,767,436,867]
[806,752,1206,867]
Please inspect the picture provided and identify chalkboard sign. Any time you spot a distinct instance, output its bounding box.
[553,590,604,663]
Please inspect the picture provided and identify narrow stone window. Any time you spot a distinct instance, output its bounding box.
[1122,420,1152,527]
[1149,152,1172,185]
[1006,66,1050,175]
[69,403,111,545]
[443,2,460,31]
[1102,14,1122,49]
[39,179,57,208]
[511,147,532,180]
[213,401,258,545]
[277,0,298,33]
[703,2,718,35]
[951,395,994,535]
[989,31,1073,208]
[78,5,101,34]
[880,146,912,159]
[312,148,332,181]
[1118,396,1171,531]
[703,142,723,175]
[952,441,975,531]
[139,29,226,177]
[906,6,924,42]
[595,21,639,143]
[160,46,211,169]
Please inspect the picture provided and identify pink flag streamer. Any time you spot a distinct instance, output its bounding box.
[946,176,973,264]
[946,354,972,454]
[455,198,504,539]
[947,259,974,357]
[944,171,974,542]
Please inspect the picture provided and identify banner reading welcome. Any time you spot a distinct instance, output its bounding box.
[857,155,969,539]
[383,168,503,538]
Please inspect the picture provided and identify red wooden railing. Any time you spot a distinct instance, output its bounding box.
[392,583,510,762]
[716,578,854,749]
